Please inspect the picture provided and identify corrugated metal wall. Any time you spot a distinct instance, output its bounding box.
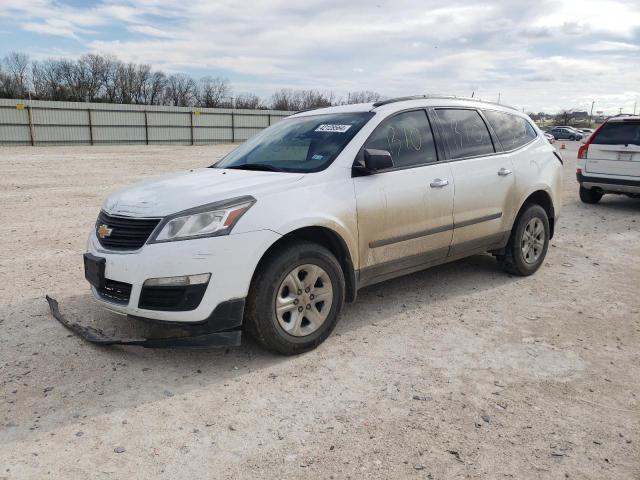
[0,99,294,146]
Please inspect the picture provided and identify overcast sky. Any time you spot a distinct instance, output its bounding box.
[1,0,639,113]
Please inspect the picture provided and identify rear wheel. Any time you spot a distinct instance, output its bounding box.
[245,241,345,355]
[498,204,550,276]
[579,186,603,204]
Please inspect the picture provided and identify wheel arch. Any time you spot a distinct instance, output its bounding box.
[516,189,556,238]
[253,226,358,303]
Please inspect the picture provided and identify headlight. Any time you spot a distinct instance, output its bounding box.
[149,196,255,243]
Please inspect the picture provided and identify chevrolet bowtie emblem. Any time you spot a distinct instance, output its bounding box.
[97,224,113,239]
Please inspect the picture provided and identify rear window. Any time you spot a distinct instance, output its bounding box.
[592,121,640,145]
[434,109,495,159]
[483,110,537,150]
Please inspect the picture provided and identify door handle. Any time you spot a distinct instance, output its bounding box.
[498,167,512,176]
[430,178,449,188]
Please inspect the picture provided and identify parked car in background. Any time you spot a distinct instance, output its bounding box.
[579,128,594,136]
[85,96,563,354]
[548,126,584,141]
[577,115,640,203]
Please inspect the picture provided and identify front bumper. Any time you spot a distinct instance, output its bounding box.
[577,172,640,194]
[87,228,281,323]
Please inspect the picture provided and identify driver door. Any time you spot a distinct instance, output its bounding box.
[353,110,454,287]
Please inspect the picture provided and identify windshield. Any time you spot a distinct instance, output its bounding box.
[214,112,374,173]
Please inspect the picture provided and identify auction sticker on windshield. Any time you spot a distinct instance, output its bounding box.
[315,124,352,133]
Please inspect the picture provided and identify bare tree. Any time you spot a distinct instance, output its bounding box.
[3,52,30,97]
[235,93,263,109]
[78,54,108,101]
[556,109,574,126]
[99,55,121,103]
[31,59,68,100]
[270,89,334,111]
[299,90,334,110]
[198,77,231,107]
[0,63,19,98]
[166,73,197,106]
[345,90,382,104]
[146,71,167,105]
[270,88,297,110]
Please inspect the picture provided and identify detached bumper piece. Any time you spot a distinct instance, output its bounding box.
[45,295,244,348]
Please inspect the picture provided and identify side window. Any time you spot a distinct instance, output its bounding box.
[434,109,495,159]
[364,110,437,168]
[483,110,537,150]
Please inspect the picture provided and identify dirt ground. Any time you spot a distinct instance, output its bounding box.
[0,141,638,479]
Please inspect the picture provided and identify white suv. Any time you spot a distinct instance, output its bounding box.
[577,115,640,203]
[85,96,563,354]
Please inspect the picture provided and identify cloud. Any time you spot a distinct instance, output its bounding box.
[1,0,639,113]
[581,41,640,52]
[127,25,177,39]
[23,20,80,39]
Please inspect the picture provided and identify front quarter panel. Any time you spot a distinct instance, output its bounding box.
[232,171,359,268]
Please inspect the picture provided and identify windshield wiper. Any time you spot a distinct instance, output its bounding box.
[225,164,283,172]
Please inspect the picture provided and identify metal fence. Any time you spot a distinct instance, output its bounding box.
[0,98,294,146]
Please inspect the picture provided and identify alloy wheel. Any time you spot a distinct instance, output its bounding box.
[521,217,545,264]
[274,263,334,337]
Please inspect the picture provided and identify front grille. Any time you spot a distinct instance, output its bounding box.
[96,211,161,251]
[139,284,208,311]
[96,278,132,305]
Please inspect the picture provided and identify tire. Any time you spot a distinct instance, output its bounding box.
[498,204,550,276]
[569,135,576,141]
[579,186,603,204]
[244,240,345,355]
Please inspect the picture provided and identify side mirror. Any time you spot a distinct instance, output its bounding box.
[362,148,394,171]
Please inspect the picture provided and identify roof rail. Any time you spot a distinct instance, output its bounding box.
[372,94,517,111]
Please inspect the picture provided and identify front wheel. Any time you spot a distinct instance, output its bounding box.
[579,186,603,204]
[244,241,345,355]
[498,204,550,276]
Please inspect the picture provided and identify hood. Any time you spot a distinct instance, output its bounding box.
[102,168,304,217]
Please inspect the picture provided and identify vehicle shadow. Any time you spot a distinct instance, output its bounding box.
[589,195,640,212]
[0,253,521,444]
[338,253,520,335]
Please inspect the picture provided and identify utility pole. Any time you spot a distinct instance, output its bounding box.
[497,92,501,104]
[634,100,637,116]
[589,100,595,127]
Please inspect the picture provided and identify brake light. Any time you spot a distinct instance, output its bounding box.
[577,143,588,159]
[576,168,582,175]
[577,122,607,159]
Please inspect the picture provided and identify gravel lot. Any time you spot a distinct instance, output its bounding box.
[1,141,639,479]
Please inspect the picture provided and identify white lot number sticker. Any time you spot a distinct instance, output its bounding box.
[315,124,352,133]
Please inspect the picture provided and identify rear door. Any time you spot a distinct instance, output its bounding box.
[586,119,640,177]
[432,108,517,255]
